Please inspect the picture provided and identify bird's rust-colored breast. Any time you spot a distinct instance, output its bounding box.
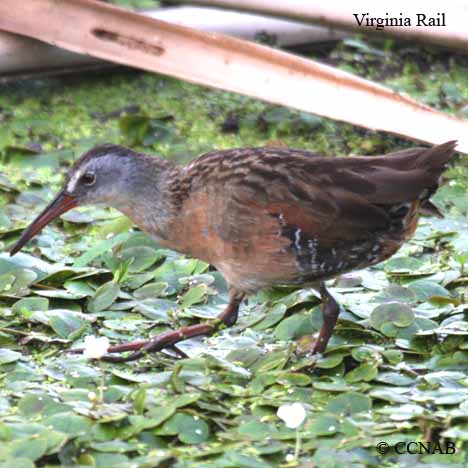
[167,188,298,292]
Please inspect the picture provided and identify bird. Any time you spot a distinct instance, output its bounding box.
[10,140,457,362]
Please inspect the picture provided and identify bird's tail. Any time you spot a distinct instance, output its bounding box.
[414,140,457,174]
[417,141,457,217]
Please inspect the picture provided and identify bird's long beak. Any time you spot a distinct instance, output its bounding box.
[10,190,78,256]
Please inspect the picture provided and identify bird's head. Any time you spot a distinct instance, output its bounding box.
[10,144,160,255]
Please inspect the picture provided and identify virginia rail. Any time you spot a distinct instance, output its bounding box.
[10,141,457,362]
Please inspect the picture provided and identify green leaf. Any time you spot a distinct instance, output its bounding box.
[179,284,208,309]
[380,403,424,421]
[88,281,120,312]
[345,363,378,383]
[238,420,275,440]
[171,393,201,408]
[250,349,290,373]
[315,352,346,369]
[382,349,404,364]
[253,303,287,330]
[0,459,35,468]
[156,413,210,444]
[42,430,68,455]
[351,345,381,362]
[0,252,54,280]
[305,415,340,436]
[132,388,146,414]
[227,346,262,368]
[326,392,372,415]
[72,232,131,267]
[18,393,70,417]
[12,297,49,314]
[276,372,312,386]
[135,406,176,427]
[133,298,173,320]
[0,268,38,294]
[0,273,15,293]
[44,413,92,436]
[133,282,167,299]
[220,452,268,468]
[118,246,160,273]
[376,284,417,304]
[0,348,21,364]
[407,279,451,302]
[119,115,151,146]
[384,257,425,273]
[370,302,415,331]
[6,437,48,461]
[274,308,322,341]
[64,280,96,297]
[91,440,139,453]
[48,310,89,339]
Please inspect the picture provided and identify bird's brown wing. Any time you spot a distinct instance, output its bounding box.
[176,142,455,290]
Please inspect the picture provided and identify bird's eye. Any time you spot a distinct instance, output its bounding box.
[81,172,96,186]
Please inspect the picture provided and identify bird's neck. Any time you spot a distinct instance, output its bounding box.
[112,156,182,245]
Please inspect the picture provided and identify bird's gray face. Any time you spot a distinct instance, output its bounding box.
[64,154,133,206]
[10,145,139,255]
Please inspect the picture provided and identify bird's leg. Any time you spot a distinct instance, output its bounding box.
[312,282,340,354]
[217,292,242,326]
[75,289,244,363]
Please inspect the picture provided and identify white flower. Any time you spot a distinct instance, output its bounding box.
[277,402,307,429]
[82,335,110,359]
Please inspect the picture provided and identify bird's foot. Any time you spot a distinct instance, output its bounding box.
[67,293,244,362]
[67,322,215,362]
[67,338,148,355]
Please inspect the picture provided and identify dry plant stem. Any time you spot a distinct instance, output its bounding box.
[0,0,467,152]
[0,6,343,76]
[175,0,468,53]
